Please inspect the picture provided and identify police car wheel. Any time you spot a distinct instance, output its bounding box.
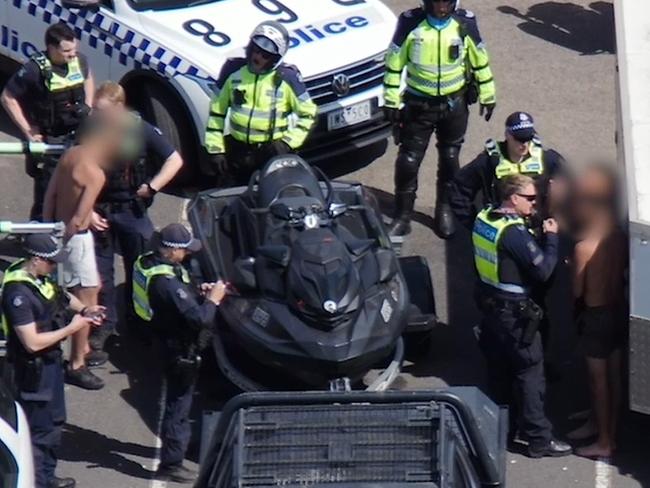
[138,82,199,188]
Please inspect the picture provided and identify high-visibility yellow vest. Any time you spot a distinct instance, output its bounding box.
[472,208,527,294]
[205,61,317,154]
[1,259,57,337]
[384,8,495,108]
[32,53,85,92]
[485,138,545,179]
[132,253,190,322]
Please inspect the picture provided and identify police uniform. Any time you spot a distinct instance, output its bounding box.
[472,207,570,457]
[450,112,566,229]
[132,227,217,479]
[1,241,73,487]
[384,4,496,238]
[204,22,317,186]
[4,52,90,220]
[93,113,176,346]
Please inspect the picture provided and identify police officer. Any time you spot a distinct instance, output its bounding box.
[384,0,496,239]
[0,22,94,220]
[472,174,571,458]
[88,81,184,350]
[132,224,226,483]
[204,21,317,186]
[1,234,104,488]
[450,112,567,230]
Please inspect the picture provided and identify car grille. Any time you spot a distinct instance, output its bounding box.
[305,51,386,105]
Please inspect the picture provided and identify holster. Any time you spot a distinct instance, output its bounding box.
[15,356,44,393]
[25,154,40,178]
[518,300,544,346]
[172,353,202,388]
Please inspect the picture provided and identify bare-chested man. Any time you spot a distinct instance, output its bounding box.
[571,164,627,458]
[43,114,121,390]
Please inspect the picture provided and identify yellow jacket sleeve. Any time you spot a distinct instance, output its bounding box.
[278,65,317,149]
[384,10,423,108]
[458,10,496,105]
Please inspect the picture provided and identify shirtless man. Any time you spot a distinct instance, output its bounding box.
[43,114,121,390]
[571,164,627,458]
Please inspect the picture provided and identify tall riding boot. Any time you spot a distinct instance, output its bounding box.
[387,192,416,237]
[433,181,456,239]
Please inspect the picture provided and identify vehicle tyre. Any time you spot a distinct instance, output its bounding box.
[138,81,199,189]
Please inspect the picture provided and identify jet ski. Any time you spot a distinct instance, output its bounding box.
[187,155,436,391]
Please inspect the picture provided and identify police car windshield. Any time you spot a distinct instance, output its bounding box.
[128,0,216,11]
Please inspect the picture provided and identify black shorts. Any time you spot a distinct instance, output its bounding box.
[578,305,626,359]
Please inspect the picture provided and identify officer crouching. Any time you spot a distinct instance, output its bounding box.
[132,224,226,483]
[472,174,571,458]
[1,234,104,488]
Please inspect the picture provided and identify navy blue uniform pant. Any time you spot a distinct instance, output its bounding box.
[160,365,196,467]
[479,304,552,448]
[95,207,154,334]
[18,359,66,488]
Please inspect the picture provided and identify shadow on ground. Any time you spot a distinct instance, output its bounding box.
[498,1,615,55]
[59,423,156,479]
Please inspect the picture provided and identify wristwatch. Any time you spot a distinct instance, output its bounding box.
[146,183,158,195]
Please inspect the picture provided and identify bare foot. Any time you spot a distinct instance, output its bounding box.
[576,443,613,459]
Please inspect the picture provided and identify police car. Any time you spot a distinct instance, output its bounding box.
[0,380,34,488]
[0,0,396,177]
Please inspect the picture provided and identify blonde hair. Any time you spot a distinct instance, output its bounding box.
[498,174,536,201]
[95,81,126,105]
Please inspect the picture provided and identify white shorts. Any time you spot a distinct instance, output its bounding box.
[62,231,100,288]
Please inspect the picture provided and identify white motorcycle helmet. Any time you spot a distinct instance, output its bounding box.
[247,21,290,73]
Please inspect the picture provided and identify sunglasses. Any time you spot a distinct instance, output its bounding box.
[251,44,275,59]
[517,193,537,202]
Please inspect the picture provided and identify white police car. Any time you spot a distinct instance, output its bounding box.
[0,0,396,177]
[0,379,34,488]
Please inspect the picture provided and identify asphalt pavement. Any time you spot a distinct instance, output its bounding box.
[1,1,649,487]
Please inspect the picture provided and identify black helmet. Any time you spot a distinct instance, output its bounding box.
[249,21,290,58]
[421,0,459,16]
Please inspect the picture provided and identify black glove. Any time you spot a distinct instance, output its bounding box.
[270,139,291,156]
[479,103,496,122]
[208,153,228,176]
[384,106,400,125]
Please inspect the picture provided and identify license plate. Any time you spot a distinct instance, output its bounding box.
[327,101,372,131]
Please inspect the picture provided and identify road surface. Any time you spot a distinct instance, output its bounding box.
[1,1,648,487]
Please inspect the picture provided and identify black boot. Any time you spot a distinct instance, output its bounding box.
[387,192,415,237]
[433,182,456,239]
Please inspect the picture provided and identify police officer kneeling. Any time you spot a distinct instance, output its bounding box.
[2,234,104,488]
[133,224,226,483]
[472,174,571,458]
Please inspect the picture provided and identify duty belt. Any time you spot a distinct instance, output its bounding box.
[98,200,138,213]
[404,86,467,105]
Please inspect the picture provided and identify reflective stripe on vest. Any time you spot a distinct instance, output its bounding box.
[406,20,467,97]
[32,53,85,92]
[472,208,528,294]
[486,139,545,179]
[132,253,190,322]
[1,259,57,337]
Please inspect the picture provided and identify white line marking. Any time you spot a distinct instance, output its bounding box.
[150,377,168,488]
[595,457,613,488]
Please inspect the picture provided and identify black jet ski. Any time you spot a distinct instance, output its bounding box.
[187,155,436,391]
